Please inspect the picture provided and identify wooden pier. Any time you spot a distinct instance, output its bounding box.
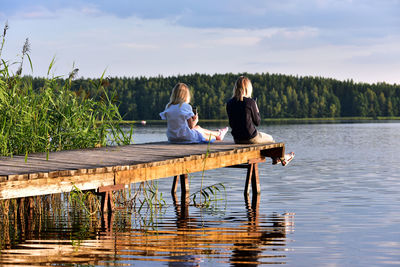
[0,142,285,211]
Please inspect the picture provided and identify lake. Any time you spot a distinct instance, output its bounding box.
[0,121,399,266]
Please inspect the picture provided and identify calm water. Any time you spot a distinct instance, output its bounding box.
[1,122,399,266]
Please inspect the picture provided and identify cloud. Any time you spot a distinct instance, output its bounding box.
[15,6,58,19]
[3,0,399,30]
[347,35,400,65]
[3,0,397,49]
[1,1,399,83]
[119,42,159,50]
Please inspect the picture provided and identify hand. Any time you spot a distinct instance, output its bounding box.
[193,114,199,124]
[254,100,259,113]
[187,114,198,129]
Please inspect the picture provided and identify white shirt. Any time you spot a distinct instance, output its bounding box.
[159,102,203,143]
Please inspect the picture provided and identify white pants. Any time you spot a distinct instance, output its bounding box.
[235,131,274,144]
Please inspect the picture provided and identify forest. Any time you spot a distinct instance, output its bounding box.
[27,73,400,120]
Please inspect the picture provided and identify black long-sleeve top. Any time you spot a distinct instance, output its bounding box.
[226,97,260,141]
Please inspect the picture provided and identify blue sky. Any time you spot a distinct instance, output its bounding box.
[1,0,399,83]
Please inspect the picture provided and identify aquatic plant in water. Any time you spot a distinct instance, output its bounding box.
[114,181,167,231]
[191,182,226,210]
[69,185,100,217]
[190,139,227,211]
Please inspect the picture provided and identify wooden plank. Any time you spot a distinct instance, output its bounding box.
[28,172,49,180]
[98,184,126,193]
[115,148,271,184]
[261,146,285,159]
[248,158,266,164]
[0,142,284,200]
[8,174,29,181]
[0,172,114,199]
[0,142,282,170]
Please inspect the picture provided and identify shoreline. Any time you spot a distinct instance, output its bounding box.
[113,116,400,125]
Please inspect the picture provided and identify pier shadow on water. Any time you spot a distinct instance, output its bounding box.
[0,193,294,266]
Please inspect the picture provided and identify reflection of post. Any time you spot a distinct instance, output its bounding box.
[280,213,295,233]
[244,193,260,229]
[101,212,114,235]
[170,190,201,267]
[231,194,263,266]
[17,197,25,219]
[28,197,34,220]
[171,175,179,196]
[180,174,190,205]
[172,185,189,228]
[231,195,293,266]
[17,198,26,239]
[6,198,35,248]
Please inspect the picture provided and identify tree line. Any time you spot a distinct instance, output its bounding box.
[27,73,400,120]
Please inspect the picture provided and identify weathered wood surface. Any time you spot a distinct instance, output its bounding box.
[0,142,284,199]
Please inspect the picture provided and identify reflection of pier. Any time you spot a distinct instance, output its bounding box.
[171,193,294,265]
[0,142,284,212]
[0,194,295,266]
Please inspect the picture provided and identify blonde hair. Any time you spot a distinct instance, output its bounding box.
[232,76,253,101]
[166,82,191,108]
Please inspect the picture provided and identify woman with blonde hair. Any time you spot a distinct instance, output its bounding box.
[226,76,294,165]
[160,83,228,143]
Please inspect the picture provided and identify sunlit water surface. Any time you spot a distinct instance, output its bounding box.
[1,122,399,266]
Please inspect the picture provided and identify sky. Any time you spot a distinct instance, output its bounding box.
[1,0,399,84]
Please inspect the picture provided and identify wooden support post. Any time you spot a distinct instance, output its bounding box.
[244,158,265,196]
[251,162,260,194]
[97,184,126,214]
[171,174,190,206]
[244,164,254,196]
[180,174,190,205]
[226,157,265,196]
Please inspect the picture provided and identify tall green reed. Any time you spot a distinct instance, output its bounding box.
[190,138,227,211]
[0,22,132,158]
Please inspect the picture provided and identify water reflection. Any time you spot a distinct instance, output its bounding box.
[230,195,294,266]
[0,194,294,266]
